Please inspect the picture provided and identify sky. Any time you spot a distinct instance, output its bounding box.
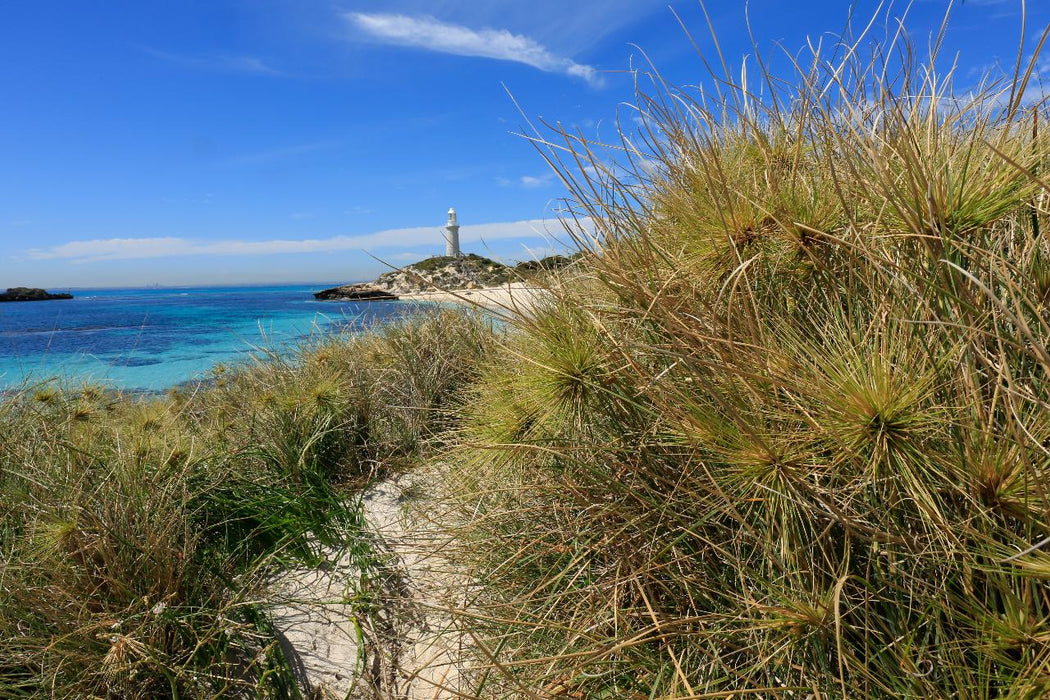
[0,0,1046,288]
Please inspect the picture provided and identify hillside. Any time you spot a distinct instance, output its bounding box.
[316,253,575,300]
[373,253,514,294]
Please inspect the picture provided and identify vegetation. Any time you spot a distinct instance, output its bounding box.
[404,253,503,275]
[448,9,1050,698]
[0,310,494,697]
[375,253,516,291]
[5,6,1050,698]
[513,252,582,277]
[372,252,581,294]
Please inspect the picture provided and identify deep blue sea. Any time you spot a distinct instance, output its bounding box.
[0,285,423,392]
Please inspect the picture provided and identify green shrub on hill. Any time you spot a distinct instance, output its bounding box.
[373,253,515,292]
[406,253,502,274]
[513,252,582,277]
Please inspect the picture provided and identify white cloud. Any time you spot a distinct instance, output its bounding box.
[26,218,585,264]
[520,174,555,188]
[497,173,556,188]
[389,251,428,261]
[347,13,602,87]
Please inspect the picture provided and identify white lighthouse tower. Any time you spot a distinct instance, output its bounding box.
[444,207,461,257]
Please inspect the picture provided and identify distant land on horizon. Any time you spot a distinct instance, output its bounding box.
[0,287,73,302]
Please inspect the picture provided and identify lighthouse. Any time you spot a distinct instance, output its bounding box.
[444,207,461,257]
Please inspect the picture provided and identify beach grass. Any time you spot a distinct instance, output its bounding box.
[442,7,1050,697]
[0,309,495,697]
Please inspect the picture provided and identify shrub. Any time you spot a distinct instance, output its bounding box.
[451,8,1050,697]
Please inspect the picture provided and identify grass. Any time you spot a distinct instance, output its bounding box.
[443,5,1050,697]
[0,309,495,697]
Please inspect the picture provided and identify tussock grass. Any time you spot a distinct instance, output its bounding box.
[0,309,494,697]
[450,7,1050,697]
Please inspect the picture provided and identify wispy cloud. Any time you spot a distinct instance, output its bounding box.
[346,13,602,87]
[26,219,581,264]
[498,173,556,188]
[144,48,286,76]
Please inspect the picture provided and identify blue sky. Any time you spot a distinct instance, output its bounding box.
[0,0,1045,288]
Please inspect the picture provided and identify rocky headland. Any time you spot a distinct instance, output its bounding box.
[314,253,577,302]
[0,287,73,302]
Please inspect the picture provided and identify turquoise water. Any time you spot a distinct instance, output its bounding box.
[0,285,423,392]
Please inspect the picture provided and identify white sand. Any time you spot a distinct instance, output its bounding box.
[361,472,474,698]
[268,552,362,697]
[399,281,545,312]
[268,469,475,698]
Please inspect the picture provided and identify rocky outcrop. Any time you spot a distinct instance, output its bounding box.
[0,287,73,302]
[316,252,576,302]
[314,284,399,301]
[371,254,514,295]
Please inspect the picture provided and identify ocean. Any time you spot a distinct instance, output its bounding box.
[0,285,424,392]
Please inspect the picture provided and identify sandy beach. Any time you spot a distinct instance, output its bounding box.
[399,281,545,311]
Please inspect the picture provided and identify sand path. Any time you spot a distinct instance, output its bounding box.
[269,468,475,698]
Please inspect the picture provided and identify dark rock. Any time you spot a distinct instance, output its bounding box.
[314,284,399,301]
[0,287,74,302]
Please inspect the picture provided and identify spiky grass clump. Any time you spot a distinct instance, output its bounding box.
[451,9,1050,697]
[0,309,495,696]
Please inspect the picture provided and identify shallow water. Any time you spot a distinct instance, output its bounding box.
[0,285,422,391]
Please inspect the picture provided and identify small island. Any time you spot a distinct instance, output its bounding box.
[0,287,73,302]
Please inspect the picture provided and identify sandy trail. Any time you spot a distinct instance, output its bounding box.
[361,472,474,699]
[269,469,475,699]
[269,557,363,696]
